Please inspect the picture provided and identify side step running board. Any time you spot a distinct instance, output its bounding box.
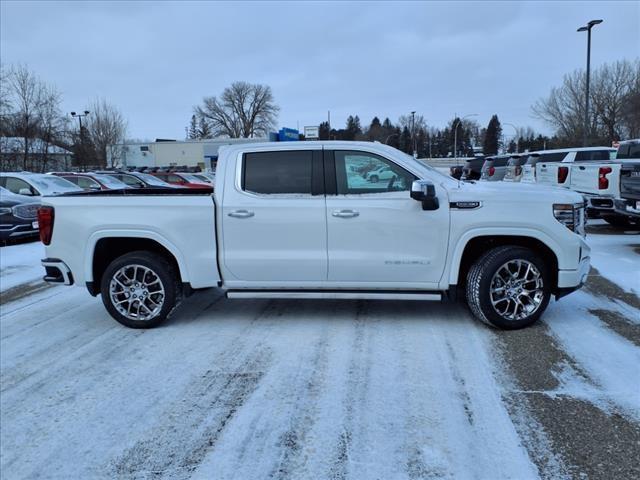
[226,290,442,301]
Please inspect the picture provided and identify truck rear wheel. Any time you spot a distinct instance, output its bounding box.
[100,251,180,328]
[466,246,550,329]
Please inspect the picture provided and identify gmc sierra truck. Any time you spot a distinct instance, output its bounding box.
[38,141,590,330]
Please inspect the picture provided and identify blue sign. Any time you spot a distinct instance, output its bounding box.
[278,128,299,142]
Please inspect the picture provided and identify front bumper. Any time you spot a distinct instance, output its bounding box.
[556,253,590,299]
[41,258,74,285]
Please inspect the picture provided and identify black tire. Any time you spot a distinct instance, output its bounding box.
[370,175,379,183]
[602,215,633,228]
[465,246,551,330]
[100,250,181,328]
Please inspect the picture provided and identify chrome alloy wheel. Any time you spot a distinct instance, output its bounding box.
[109,264,165,321]
[489,259,544,321]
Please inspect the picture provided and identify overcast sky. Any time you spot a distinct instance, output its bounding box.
[2,1,639,140]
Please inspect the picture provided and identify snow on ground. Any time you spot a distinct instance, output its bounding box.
[587,220,640,295]
[0,241,46,292]
[0,234,639,479]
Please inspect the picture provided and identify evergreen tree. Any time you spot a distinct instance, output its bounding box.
[319,121,330,140]
[483,114,502,155]
[367,116,383,142]
[188,115,199,139]
[198,117,212,139]
[399,126,412,154]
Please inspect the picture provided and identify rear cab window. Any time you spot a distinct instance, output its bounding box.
[242,150,314,195]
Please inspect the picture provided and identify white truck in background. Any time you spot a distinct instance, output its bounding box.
[534,147,616,187]
[38,141,590,331]
[561,140,640,227]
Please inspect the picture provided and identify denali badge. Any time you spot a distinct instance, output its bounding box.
[450,201,481,209]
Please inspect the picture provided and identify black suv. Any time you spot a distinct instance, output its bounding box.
[0,187,40,243]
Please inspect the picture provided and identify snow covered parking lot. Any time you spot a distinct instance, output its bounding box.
[1,221,639,480]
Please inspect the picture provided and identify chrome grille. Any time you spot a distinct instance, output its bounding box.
[12,204,39,220]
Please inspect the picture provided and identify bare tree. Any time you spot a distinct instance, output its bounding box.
[84,98,128,167]
[6,65,46,169]
[591,60,639,141]
[195,82,279,138]
[533,59,639,144]
[36,84,64,172]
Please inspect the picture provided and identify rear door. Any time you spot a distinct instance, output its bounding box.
[222,148,327,282]
[324,149,449,287]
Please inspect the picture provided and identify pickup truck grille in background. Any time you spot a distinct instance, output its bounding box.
[12,204,39,220]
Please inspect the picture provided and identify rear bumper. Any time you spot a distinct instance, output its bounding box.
[614,198,640,218]
[582,193,615,212]
[41,258,74,285]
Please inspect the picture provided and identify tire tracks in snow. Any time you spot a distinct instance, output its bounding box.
[492,313,640,480]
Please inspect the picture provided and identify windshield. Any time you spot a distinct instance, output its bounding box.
[30,175,83,193]
[180,173,208,183]
[132,173,171,186]
[93,174,129,188]
[397,151,458,184]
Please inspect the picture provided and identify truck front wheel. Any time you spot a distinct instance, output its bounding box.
[100,251,181,328]
[465,246,551,329]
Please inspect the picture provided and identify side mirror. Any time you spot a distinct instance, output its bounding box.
[410,180,439,211]
[18,188,33,196]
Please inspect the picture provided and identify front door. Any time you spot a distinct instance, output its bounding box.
[325,149,449,287]
[222,149,327,283]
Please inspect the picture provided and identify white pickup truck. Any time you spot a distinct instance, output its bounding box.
[38,141,590,330]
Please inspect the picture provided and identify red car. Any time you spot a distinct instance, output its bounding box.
[150,172,211,189]
[50,172,130,191]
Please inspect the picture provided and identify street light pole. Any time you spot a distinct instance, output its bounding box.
[577,19,603,147]
[70,110,90,170]
[453,113,478,159]
[504,122,519,153]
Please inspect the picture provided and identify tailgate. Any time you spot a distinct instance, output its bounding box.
[569,164,600,193]
[536,163,558,185]
[620,164,640,199]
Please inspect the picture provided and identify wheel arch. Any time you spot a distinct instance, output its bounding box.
[85,231,188,296]
[450,231,560,292]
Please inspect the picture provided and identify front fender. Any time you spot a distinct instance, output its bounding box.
[446,227,565,286]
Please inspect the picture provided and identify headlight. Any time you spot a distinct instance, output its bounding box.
[553,203,585,234]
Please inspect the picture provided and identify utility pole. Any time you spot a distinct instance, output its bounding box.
[577,19,603,147]
[411,111,416,157]
[70,110,90,171]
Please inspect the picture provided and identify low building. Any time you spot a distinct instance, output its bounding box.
[0,137,74,172]
[108,138,269,171]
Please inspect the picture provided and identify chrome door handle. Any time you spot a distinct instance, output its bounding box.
[228,210,255,218]
[332,209,360,218]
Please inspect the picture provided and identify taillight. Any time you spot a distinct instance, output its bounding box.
[489,166,495,176]
[598,166,612,190]
[558,166,569,183]
[37,206,54,245]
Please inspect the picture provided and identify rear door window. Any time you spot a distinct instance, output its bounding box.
[575,150,616,161]
[537,152,567,163]
[242,151,313,194]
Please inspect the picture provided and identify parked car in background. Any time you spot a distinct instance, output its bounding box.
[50,172,130,191]
[0,186,40,243]
[93,170,179,189]
[615,138,640,160]
[614,161,640,221]
[449,165,464,180]
[459,157,486,181]
[480,154,521,181]
[534,147,616,187]
[192,173,216,185]
[503,154,531,182]
[364,164,397,183]
[150,171,212,189]
[0,172,82,196]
